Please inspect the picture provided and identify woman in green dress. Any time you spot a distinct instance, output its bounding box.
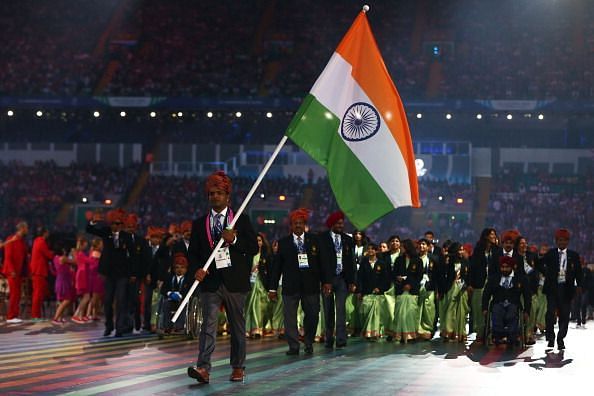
[417,238,437,341]
[245,233,272,338]
[392,239,422,343]
[357,243,390,339]
[442,242,471,343]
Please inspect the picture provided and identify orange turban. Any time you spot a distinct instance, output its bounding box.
[107,208,126,224]
[205,170,232,194]
[325,211,344,228]
[180,220,192,233]
[125,213,138,227]
[147,226,164,239]
[290,208,309,223]
[554,228,570,240]
[501,229,520,242]
[173,253,188,267]
[168,223,180,235]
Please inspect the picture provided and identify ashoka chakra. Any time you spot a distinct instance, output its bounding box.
[340,102,381,142]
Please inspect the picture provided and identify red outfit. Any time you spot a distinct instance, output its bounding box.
[2,234,28,319]
[29,237,54,318]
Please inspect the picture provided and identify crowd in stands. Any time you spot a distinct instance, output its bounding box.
[2,0,594,100]
[1,161,593,263]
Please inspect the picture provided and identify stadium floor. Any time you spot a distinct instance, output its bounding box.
[0,320,591,395]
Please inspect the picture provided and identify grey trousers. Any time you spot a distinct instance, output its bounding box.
[323,275,348,346]
[197,284,247,371]
[283,293,320,350]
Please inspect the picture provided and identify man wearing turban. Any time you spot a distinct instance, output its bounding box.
[319,211,356,349]
[536,229,583,350]
[187,171,258,384]
[268,208,330,355]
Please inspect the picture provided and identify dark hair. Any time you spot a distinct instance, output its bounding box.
[387,235,401,243]
[257,232,272,255]
[474,228,497,253]
[401,239,418,259]
[367,242,378,251]
[449,242,463,262]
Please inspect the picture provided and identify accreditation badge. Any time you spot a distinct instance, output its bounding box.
[298,253,309,269]
[215,246,232,269]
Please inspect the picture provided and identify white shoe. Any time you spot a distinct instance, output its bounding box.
[6,318,23,324]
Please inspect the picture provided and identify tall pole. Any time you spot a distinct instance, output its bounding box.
[172,135,289,322]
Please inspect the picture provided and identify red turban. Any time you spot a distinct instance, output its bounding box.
[107,208,126,224]
[168,223,180,234]
[463,243,473,257]
[147,226,164,239]
[499,255,515,267]
[125,213,138,227]
[205,170,232,194]
[555,228,570,240]
[173,253,188,267]
[290,208,309,223]
[180,220,192,233]
[325,211,344,229]
[501,229,520,242]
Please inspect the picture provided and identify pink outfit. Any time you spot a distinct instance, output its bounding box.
[87,252,104,294]
[54,256,76,301]
[75,251,89,295]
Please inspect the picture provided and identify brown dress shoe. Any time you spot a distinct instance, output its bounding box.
[187,366,209,383]
[230,368,245,382]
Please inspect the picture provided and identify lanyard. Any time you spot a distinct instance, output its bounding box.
[205,208,234,249]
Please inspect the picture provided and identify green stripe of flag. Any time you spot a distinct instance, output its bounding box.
[286,94,394,229]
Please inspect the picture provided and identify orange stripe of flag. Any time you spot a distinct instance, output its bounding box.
[336,11,420,207]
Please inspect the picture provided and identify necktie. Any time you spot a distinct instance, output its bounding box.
[213,213,223,241]
[113,233,119,248]
[334,234,342,274]
[296,236,305,253]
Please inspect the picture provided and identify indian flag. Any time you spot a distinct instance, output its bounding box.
[285,7,420,229]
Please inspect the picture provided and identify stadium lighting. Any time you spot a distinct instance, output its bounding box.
[416,113,422,119]
[149,111,157,118]
[259,193,265,199]
[266,112,273,118]
[104,199,112,205]
[120,111,127,117]
[7,110,14,117]
[445,113,452,120]
[235,111,242,118]
[177,111,183,117]
[438,195,443,201]
[456,197,464,204]
[264,219,276,224]
[81,197,88,203]
[36,110,43,117]
[506,114,513,120]
[93,111,100,118]
[206,111,213,118]
[538,114,544,120]
[279,195,286,201]
[451,215,456,220]
[476,114,482,120]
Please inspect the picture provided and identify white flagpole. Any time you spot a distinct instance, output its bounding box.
[172,135,289,323]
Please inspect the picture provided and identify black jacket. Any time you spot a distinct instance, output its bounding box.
[469,246,501,288]
[482,272,531,314]
[86,222,134,279]
[536,248,583,301]
[270,232,326,295]
[188,211,258,293]
[318,230,355,285]
[357,256,391,295]
[393,255,422,295]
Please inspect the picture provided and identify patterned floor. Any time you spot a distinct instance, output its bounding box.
[0,320,592,395]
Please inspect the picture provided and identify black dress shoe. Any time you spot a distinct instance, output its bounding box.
[103,328,114,337]
[286,348,299,356]
[304,345,313,355]
[336,342,347,348]
[547,339,554,348]
[557,340,565,350]
[115,332,123,337]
